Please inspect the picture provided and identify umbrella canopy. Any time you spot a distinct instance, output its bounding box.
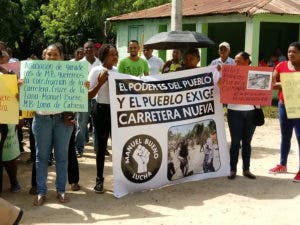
[144,31,215,50]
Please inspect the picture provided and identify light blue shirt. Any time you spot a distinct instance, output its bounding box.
[210,57,235,66]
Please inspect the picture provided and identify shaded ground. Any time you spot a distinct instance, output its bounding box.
[1,118,300,225]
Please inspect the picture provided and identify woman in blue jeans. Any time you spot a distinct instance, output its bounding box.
[269,42,300,182]
[29,44,74,205]
[227,52,257,180]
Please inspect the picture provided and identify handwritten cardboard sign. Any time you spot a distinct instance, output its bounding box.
[281,72,300,119]
[21,111,35,118]
[20,60,89,112]
[2,124,20,161]
[220,65,273,105]
[0,74,19,124]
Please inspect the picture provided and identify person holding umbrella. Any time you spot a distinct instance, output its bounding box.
[162,49,182,73]
[176,48,200,70]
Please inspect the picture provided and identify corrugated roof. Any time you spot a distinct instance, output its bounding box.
[108,0,300,21]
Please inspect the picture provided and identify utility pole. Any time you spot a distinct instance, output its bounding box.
[171,0,182,31]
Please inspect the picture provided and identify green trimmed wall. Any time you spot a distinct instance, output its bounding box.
[113,13,300,65]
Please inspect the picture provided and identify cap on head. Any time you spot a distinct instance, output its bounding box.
[219,42,230,51]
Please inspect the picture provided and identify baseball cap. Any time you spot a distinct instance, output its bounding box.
[219,42,230,50]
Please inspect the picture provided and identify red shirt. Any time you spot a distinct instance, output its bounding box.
[275,61,300,102]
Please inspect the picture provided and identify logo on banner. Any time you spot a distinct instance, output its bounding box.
[121,134,162,183]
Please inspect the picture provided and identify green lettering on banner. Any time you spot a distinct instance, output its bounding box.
[20,60,89,112]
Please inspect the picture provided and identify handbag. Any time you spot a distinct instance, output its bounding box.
[253,106,265,126]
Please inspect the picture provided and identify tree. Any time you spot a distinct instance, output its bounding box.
[0,0,49,59]
[39,0,171,51]
[1,0,171,58]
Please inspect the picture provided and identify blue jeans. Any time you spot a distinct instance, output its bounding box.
[75,101,91,153]
[227,109,256,172]
[33,114,73,195]
[278,102,300,167]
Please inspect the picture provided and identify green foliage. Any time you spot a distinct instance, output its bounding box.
[1,0,171,58]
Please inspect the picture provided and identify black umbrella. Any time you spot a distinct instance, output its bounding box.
[144,31,215,50]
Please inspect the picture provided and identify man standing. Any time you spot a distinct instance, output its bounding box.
[143,48,164,75]
[210,42,235,67]
[118,40,149,76]
[75,41,101,157]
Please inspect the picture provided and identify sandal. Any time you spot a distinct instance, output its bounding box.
[56,192,70,203]
[33,195,46,206]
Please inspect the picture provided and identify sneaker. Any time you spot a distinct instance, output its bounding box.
[11,183,21,193]
[94,179,104,194]
[269,165,287,174]
[293,171,300,183]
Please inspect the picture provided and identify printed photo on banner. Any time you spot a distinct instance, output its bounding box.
[0,74,19,124]
[281,72,300,119]
[109,67,229,198]
[168,120,220,181]
[246,70,272,90]
[19,60,89,112]
[220,65,273,106]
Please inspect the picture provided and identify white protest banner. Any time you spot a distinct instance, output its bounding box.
[109,67,230,198]
[20,60,89,112]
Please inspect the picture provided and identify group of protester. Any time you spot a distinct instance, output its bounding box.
[1,38,300,216]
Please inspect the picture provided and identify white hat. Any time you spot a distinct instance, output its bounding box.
[219,42,230,50]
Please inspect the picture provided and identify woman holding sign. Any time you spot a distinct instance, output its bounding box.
[88,44,118,193]
[269,42,300,182]
[30,44,74,206]
[227,52,257,180]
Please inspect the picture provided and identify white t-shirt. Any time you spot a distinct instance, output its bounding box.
[80,57,102,99]
[88,65,117,104]
[80,56,102,72]
[145,55,164,75]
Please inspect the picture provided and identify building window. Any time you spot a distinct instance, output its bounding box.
[128,25,144,45]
